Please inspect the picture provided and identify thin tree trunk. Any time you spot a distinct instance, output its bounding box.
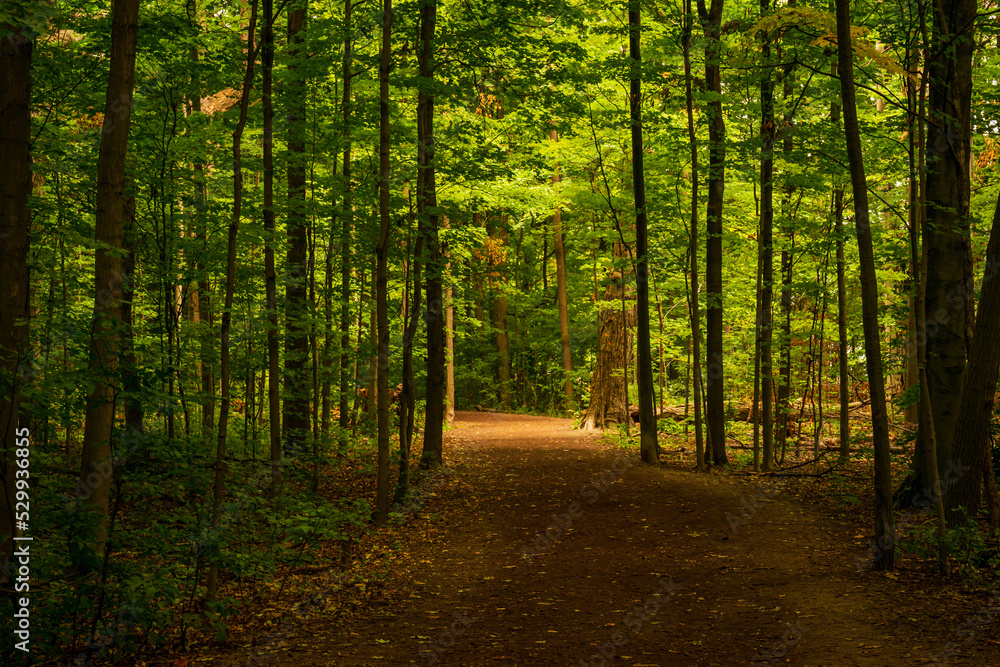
[814,250,829,452]
[263,0,281,490]
[373,0,393,525]
[121,199,144,438]
[397,199,422,504]
[444,216,455,422]
[338,0,354,453]
[835,183,849,460]
[76,0,139,563]
[682,0,704,468]
[551,129,573,410]
[207,0,256,598]
[752,209,763,472]
[629,2,657,464]
[699,0,727,466]
[835,0,895,569]
[759,0,775,471]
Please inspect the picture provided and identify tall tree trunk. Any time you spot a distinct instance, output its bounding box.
[834,185,850,461]
[444,216,455,422]
[187,0,214,441]
[699,0,727,466]
[283,0,310,452]
[207,0,256,598]
[263,0,281,489]
[551,129,573,410]
[775,50,796,463]
[397,203,422,503]
[121,199,144,438]
[682,0,705,468]
[944,190,1000,526]
[629,2,658,464]
[752,210,763,472]
[367,257,377,419]
[495,275,510,408]
[835,0,895,569]
[76,0,139,564]
[911,0,976,492]
[418,0,445,469]
[373,0,392,525]
[0,23,32,576]
[758,0,775,471]
[337,0,354,453]
[775,242,792,461]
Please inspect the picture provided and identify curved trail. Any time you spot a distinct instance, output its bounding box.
[228,412,998,666]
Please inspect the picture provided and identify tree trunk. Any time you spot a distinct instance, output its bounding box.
[629,3,658,464]
[699,0,727,466]
[397,211,422,503]
[835,0,895,569]
[374,0,393,525]
[911,0,976,493]
[444,216,455,422]
[551,130,573,411]
[682,0,705,468]
[759,0,775,471]
[945,192,1000,526]
[76,0,139,564]
[775,244,792,460]
[580,248,633,430]
[263,0,281,489]
[121,199,144,438]
[0,23,32,577]
[835,183,849,460]
[338,0,354,454]
[207,0,256,598]
[283,0,310,452]
[491,222,511,411]
[418,0,445,469]
[186,0,214,441]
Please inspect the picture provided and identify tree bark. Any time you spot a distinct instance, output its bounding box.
[682,0,705,468]
[76,0,139,563]
[945,192,1000,526]
[628,2,658,464]
[551,130,573,411]
[207,0,256,598]
[444,216,455,422]
[0,23,32,576]
[835,183,849,460]
[911,0,977,492]
[699,0,727,466]
[835,0,895,569]
[338,0,354,452]
[418,0,445,469]
[758,0,775,471]
[262,0,281,489]
[374,0,393,525]
[121,199,144,438]
[580,249,633,430]
[283,0,310,452]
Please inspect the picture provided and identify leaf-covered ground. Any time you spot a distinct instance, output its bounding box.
[192,411,1000,666]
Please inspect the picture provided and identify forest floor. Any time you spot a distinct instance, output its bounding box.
[190,411,1000,667]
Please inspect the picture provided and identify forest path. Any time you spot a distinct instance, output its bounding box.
[222,412,998,667]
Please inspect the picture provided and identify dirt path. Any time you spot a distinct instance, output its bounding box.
[219,412,1000,666]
